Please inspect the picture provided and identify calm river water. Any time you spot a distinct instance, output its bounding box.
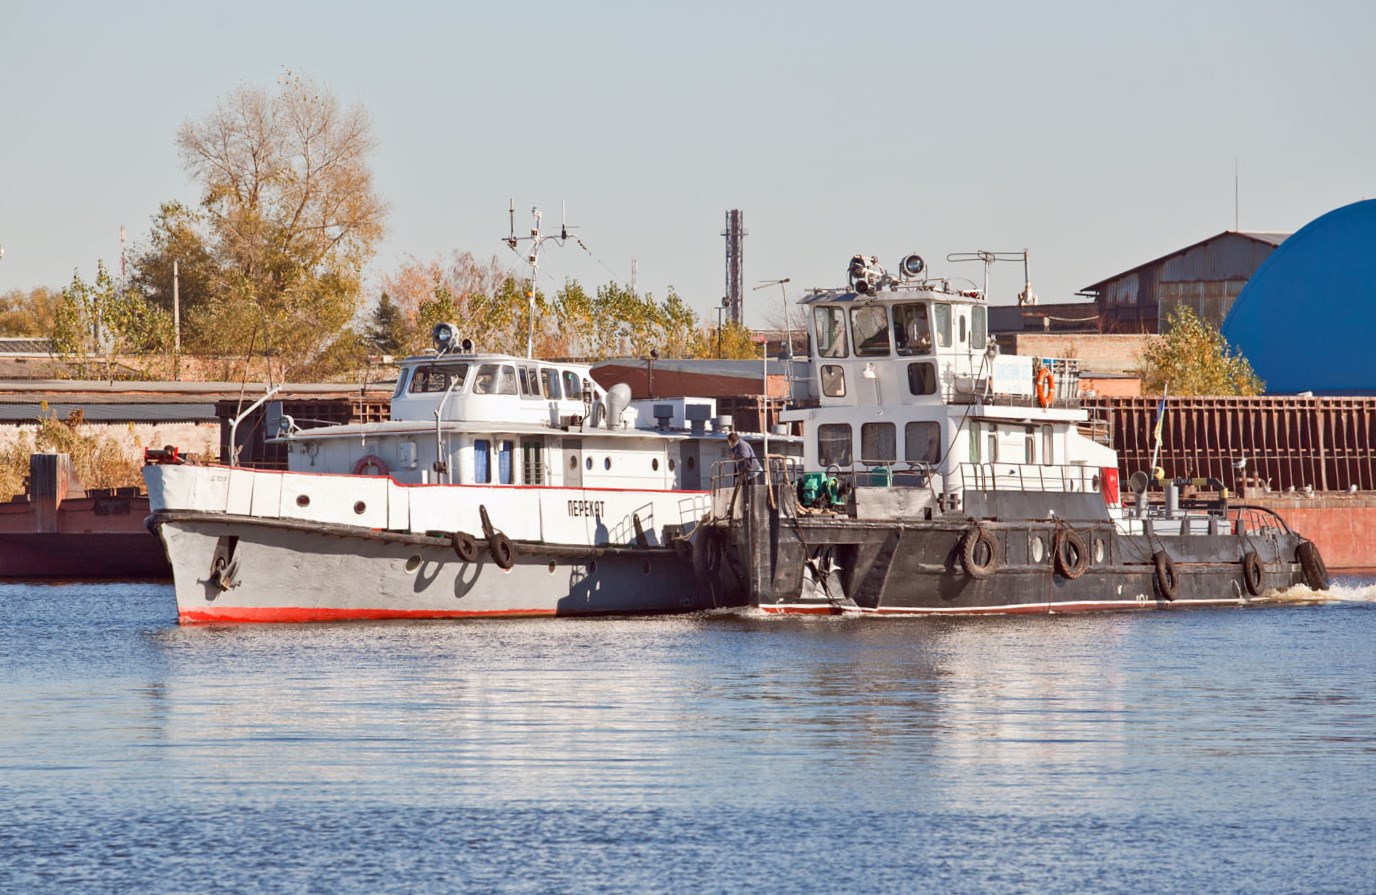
[2,580,1374,894]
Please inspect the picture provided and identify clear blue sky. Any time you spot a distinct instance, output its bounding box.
[2,0,1372,326]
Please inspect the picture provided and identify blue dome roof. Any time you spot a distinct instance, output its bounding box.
[1221,199,1376,395]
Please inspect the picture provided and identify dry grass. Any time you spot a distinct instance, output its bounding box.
[0,411,146,501]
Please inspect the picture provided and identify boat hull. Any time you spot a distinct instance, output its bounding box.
[152,511,731,624]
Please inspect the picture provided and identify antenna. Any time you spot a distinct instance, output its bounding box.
[502,201,580,358]
[1234,158,1240,231]
[946,250,1029,302]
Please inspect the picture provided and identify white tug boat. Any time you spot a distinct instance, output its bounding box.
[145,323,756,623]
[696,252,1329,613]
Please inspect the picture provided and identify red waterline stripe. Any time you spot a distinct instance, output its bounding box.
[179,606,559,624]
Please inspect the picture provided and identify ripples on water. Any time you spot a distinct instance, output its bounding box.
[1,580,1374,894]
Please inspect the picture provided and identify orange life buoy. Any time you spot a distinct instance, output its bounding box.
[1034,366,1055,408]
[352,454,390,476]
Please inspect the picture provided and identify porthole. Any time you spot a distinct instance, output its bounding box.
[1030,534,1045,564]
[353,501,366,515]
[585,457,593,470]
[404,555,422,573]
[652,458,660,471]
[569,456,578,469]
[548,560,557,574]
[296,494,310,508]
[1094,537,1106,564]
[588,560,598,575]
[669,458,676,472]
[604,457,612,471]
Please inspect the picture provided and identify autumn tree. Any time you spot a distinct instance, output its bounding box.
[174,73,387,377]
[127,201,218,346]
[1141,305,1263,395]
[0,286,62,337]
[364,293,408,355]
[52,262,171,360]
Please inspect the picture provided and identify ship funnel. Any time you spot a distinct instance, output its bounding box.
[605,383,632,429]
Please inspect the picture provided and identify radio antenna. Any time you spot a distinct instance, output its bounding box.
[502,200,579,358]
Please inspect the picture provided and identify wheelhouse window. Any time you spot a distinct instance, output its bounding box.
[905,421,941,465]
[972,305,988,350]
[894,303,932,355]
[392,369,410,399]
[562,371,583,400]
[518,366,541,399]
[817,423,853,468]
[820,364,846,397]
[541,369,562,399]
[814,306,848,358]
[474,364,518,395]
[409,364,468,394]
[860,422,896,465]
[934,304,952,348]
[907,362,937,396]
[850,305,890,356]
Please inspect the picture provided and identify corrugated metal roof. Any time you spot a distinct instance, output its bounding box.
[0,338,54,355]
[1080,231,1290,294]
[0,403,218,422]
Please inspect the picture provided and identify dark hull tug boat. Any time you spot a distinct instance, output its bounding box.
[694,251,1330,614]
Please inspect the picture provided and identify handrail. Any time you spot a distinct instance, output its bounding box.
[228,385,282,468]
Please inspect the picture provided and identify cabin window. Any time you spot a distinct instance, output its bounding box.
[518,366,541,399]
[894,303,932,355]
[392,370,410,399]
[958,313,967,345]
[820,364,846,397]
[969,423,980,463]
[498,440,515,484]
[522,439,544,484]
[987,427,999,463]
[474,439,491,484]
[907,362,937,395]
[474,364,518,395]
[850,305,890,356]
[905,421,941,465]
[1042,425,1055,466]
[860,423,896,465]
[818,423,852,467]
[814,306,848,358]
[934,304,952,348]
[409,364,468,394]
[541,369,562,399]
[1024,426,1035,464]
[972,305,987,350]
[562,371,582,399]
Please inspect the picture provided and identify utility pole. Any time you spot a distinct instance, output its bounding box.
[173,259,181,380]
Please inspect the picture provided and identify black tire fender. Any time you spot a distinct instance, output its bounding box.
[1054,528,1090,580]
[1242,550,1265,596]
[1153,550,1179,602]
[961,527,999,580]
[452,531,479,563]
[1296,539,1330,591]
[489,532,516,570]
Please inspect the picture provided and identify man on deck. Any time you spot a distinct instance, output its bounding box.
[726,431,764,483]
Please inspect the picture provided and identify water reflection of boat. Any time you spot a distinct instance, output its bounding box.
[696,252,1329,614]
[144,324,786,623]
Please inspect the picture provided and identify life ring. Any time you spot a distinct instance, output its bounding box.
[1034,366,1055,409]
[1152,550,1178,601]
[960,527,999,580]
[1241,550,1265,596]
[353,454,389,476]
[1054,528,1090,580]
[489,532,515,570]
[1296,539,1330,591]
[452,531,479,563]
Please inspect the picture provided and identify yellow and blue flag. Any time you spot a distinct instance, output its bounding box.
[1152,396,1167,446]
